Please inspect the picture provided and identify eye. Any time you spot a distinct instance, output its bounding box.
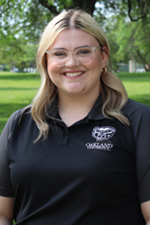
[52,50,67,58]
[76,48,92,56]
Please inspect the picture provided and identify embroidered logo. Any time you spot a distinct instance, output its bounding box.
[85,142,113,151]
[85,126,116,151]
[92,126,116,141]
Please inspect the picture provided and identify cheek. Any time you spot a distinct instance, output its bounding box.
[47,61,60,78]
[89,57,103,75]
[47,64,63,88]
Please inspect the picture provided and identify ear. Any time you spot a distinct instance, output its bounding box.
[101,46,108,68]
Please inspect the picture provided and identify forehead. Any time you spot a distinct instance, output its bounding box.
[50,29,99,50]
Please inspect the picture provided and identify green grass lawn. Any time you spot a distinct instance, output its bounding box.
[0,71,150,134]
[0,72,40,133]
[118,72,150,107]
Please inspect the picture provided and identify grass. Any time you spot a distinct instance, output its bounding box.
[0,71,150,134]
[117,72,150,106]
[0,72,40,133]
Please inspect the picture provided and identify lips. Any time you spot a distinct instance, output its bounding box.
[64,72,84,77]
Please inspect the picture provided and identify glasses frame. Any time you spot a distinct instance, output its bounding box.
[46,46,102,67]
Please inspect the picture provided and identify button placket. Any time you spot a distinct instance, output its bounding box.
[59,128,70,146]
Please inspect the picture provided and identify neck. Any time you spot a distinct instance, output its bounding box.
[58,91,100,126]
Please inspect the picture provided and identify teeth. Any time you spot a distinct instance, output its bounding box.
[65,72,82,77]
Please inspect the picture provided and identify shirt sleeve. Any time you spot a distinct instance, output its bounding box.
[129,102,150,203]
[0,111,20,197]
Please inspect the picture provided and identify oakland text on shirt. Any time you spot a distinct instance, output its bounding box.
[85,126,116,151]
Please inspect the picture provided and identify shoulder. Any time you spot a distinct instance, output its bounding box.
[122,99,150,121]
[122,99,150,140]
[8,106,31,124]
[1,106,32,139]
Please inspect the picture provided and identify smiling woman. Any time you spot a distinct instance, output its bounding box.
[46,29,105,104]
[0,9,150,225]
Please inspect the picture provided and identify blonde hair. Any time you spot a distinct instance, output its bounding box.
[31,9,129,140]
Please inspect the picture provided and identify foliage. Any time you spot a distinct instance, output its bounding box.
[0,0,150,71]
[114,15,150,71]
[1,0,149,43]
[95,5,150,72]
[0,0,53,43]
[0,35,37,71]
[124,0,149,21]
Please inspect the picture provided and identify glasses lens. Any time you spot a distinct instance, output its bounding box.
[50,49,68,67]
[48,47,95,67]
[75,47,94,64]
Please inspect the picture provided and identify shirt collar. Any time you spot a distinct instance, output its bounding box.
[87,94,105,120]
[46,94,105,121]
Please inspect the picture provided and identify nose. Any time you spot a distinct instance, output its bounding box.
[65,52,79,67]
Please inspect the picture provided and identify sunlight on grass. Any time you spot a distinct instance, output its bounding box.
[0,71,150,134]
[0,72,40,133]
[117,72,150,106]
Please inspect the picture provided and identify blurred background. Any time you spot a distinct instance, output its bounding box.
[0,0,150,73]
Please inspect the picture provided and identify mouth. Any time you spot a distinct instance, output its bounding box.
[64,72,84,77]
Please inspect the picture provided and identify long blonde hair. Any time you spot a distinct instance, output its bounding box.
[32,9,129,140]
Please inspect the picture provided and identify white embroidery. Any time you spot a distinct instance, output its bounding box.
[92,126,116,141]
[86,142,113,151]
[85,126,116,151]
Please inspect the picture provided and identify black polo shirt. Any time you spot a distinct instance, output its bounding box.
[0,96,150,225]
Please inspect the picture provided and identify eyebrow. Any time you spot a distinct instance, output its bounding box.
[51,45,90,51]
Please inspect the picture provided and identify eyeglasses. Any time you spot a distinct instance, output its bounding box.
[46,46,102,67]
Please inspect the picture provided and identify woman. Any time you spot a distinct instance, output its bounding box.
[0,9,150,225]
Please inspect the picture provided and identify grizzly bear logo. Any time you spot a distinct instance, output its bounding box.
[92,126,116,141]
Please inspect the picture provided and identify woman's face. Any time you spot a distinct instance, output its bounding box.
[46,29,108,98]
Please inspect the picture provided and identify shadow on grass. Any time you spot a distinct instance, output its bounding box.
[117,73,150,82]
[0,74,40,80]
[0,87,39,91]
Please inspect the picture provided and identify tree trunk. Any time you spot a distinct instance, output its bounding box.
[38,0,97,15]
[136,50,150,72]
[70,0,97,14]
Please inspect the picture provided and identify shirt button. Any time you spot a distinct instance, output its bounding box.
[65,129,69,135]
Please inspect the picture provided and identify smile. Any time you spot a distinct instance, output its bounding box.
[65,72,83,77]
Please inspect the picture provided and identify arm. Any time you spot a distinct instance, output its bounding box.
[128,103,150,224]
[0,196,14,225]
[141,201,150,225]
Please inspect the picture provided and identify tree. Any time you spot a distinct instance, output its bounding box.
[1,0,149,43]
[0,0,150,71]
[108,15,150,71]
[0,34,37,71]
[126,0,149,21]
